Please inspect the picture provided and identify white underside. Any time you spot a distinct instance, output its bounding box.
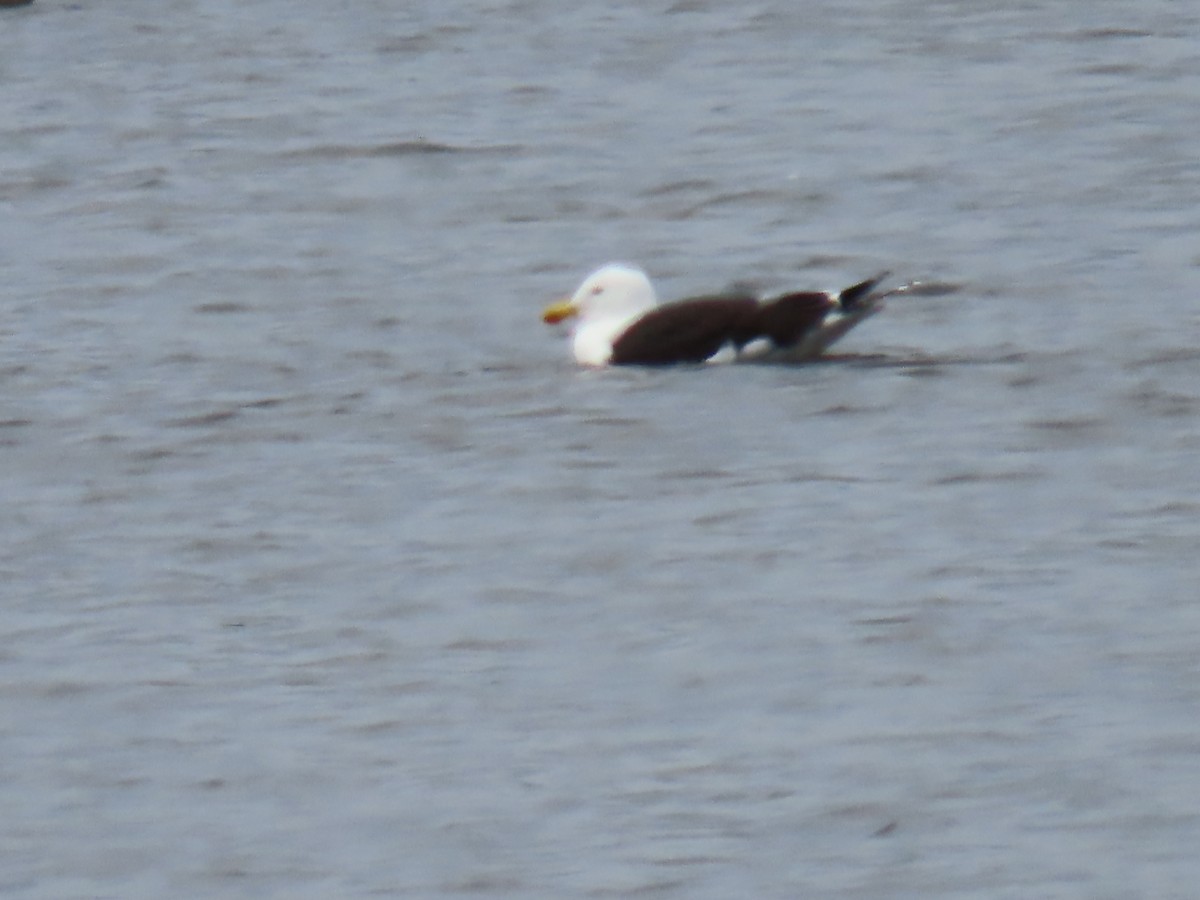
[572,311,644,366]
[733,303,884,364]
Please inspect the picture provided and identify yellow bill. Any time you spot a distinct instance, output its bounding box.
[541,299,578,325]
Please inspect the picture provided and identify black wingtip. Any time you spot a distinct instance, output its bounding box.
[838,271,892,311]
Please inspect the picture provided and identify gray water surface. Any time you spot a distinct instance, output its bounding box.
[3,1,1200,897]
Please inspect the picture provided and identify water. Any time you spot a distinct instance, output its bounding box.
[3,1,1200,896]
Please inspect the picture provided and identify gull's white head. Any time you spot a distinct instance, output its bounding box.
[543,264,659,366]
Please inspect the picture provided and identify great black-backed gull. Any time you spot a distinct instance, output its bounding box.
[542,264,899,367]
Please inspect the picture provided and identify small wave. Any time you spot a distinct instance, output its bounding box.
[194,301,250,314]
[900,280,964,297]
[1125,347,1200,370]
[168,409,238,428]
[830,349,1026,369]
[638,178,719,198]
[1065,27,1154,41]
[281,140,522,160]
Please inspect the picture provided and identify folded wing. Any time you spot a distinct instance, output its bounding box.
[609,292,836,365]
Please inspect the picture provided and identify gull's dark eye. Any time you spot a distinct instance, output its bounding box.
[591,285,604,296]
